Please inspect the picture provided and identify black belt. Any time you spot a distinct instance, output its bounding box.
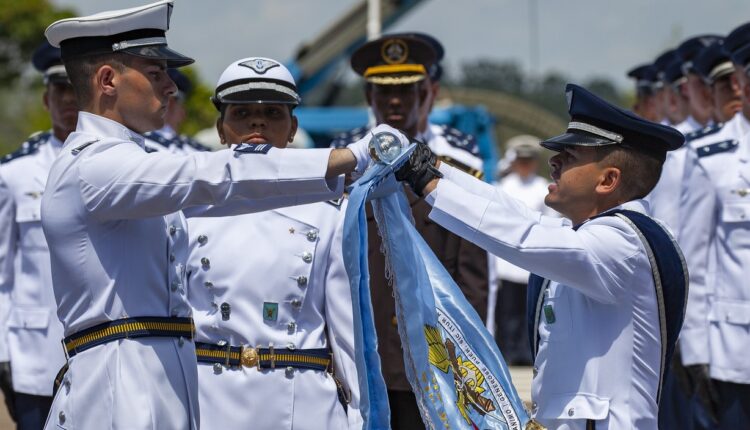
[195,342,331,371]
[63,317,195,359]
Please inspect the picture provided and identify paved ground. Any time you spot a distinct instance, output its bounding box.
[0,367,533,429]
[0,394,12,429]
[510,365,533,404]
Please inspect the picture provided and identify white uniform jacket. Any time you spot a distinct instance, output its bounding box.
[678,113,750,383]
[644,118,701,237]
[0,132,66,395]
[675,113,750,366]
[186,199,362,430]
[424,163,667,429]
[41,112,343,430]
[486,173,556,334]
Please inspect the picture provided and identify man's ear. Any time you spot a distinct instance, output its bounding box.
[215,117,226,145]
[418,82,429,105]
[96,65,118,97]
[596,166,622,196]
[42,89,51,112]
[289,115,298,143]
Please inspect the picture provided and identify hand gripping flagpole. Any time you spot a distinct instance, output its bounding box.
[343,131,544,430]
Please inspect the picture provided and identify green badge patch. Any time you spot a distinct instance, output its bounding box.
[543,304,556,324]
[263,302,278,322]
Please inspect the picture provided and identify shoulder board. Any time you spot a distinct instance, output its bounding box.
[143,131,173,148]
[696,139,738,158]
[330,126,369,149]
[234,143,272,154]
[439,125,480,156]
[685,123,724,143]
[437,155,484,180]
[1,131,52,164]
[178,135,210,152]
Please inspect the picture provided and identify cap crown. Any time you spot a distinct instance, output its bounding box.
[212,57,300,109]
[350,35,437,85]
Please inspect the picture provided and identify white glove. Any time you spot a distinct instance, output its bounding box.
[348,124,409,175]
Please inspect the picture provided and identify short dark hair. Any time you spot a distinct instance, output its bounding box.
[63,53,131,106]
[595,145,665,201]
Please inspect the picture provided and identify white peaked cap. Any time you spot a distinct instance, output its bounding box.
[212,57,301,110]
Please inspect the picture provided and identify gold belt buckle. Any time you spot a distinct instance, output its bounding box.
[240,346,259,369]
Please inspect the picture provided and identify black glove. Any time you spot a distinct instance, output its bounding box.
[0,361,15,422]
[395,142,442,197]
[685,364,720,424]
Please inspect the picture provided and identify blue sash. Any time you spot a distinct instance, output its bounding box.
[344,155,532,429]
[526,209,688,401]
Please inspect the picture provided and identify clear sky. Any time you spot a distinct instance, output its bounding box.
[51,0,750,91]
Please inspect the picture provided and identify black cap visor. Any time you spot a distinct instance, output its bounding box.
[213,89,300,108]
[541,131,618,152]
[46,73,71,85]
[122,44,194,68]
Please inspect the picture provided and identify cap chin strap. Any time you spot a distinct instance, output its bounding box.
[216,81,301,104]
[707,61,735,84]
[567,121,624,143]
[112,36,167,51]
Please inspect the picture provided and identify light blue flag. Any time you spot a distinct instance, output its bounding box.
[343,148,539,430]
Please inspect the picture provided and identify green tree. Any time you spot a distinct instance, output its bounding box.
[179,67,219,136]
[0,0,75,85]
[0,1,76,155]
[460,60,525,95]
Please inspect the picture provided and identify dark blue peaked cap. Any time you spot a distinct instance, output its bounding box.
[386,32,444,80]
[31,41,68,84]
[31,41,62,72]
[725,22,750,68]
[654,49,679,75]
[627,64,660,89]
[677,34,722,72]
[541,84,684,155]
[663,57,686,86]
[167,68,192,95]
[693,40,735,84]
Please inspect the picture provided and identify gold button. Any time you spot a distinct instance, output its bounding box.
[296,276,308,286]
[197,234,208,245]
[201,257,210,267]
[302,252,313,263]
[169,225,176,235]
[241,347,259,368]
